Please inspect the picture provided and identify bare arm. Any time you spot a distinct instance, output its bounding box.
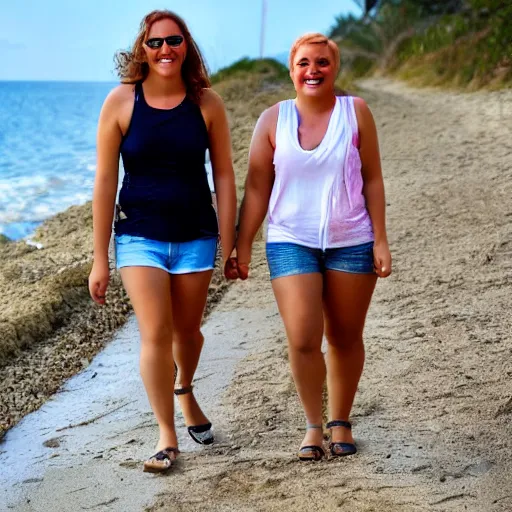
[89,87,124,303]
[236,105,277,275]
[201,89,237,269]
[354,97,391,277]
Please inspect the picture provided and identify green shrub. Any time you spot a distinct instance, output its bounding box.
[211,58,289,84]
[394,1,511,88]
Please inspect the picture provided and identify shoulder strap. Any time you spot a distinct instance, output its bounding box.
[134,81,142,100]
[346,96,360,146]
[275,99,295,149]
[134,81,149,109]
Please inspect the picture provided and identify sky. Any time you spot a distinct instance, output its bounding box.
[1,0,360,81]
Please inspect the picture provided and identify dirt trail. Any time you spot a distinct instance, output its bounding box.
[2,78,511,511]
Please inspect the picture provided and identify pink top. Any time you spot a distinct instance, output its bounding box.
[267,96,374,250]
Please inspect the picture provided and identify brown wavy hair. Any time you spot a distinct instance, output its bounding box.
[114,10,210,103]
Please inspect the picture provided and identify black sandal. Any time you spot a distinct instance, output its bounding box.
[174,386,214,445]
[326,420,357,457]
[297,424,325,461]
[143,447,179,473]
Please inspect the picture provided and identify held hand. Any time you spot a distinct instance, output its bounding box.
[235,242,251,281]
[88,259,110,305]
[373,241,392,278]
[224,247,240,280]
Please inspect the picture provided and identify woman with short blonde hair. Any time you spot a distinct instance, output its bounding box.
[235,33,391,461]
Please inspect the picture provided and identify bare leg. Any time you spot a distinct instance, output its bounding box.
[120,266,177,452]
[323,270,377,444]
[272,273,325,448]
[171,270,213,427]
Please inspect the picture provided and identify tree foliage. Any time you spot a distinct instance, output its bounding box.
[329,0,511,86]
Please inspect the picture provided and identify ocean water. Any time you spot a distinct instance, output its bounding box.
[0,81,216,241]
[0,81,117,240]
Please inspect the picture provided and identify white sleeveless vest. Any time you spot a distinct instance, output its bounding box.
[267,96,374,249]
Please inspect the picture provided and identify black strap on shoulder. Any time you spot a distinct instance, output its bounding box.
[134,81,143,102]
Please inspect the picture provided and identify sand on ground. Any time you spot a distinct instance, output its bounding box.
[150,78,512,511]
[1,78,511,511]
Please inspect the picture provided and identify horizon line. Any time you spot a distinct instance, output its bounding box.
[0,54,290,84]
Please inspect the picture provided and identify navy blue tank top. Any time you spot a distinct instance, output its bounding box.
[115,82,218,242]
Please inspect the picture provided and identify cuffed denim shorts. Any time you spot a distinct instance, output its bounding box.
[115,234,217,274]
[266,241,375,280]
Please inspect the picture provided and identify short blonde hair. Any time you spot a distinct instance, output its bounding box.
[288,33,340,75]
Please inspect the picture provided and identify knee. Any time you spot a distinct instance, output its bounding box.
[173,328,204,347]
[141,323,173,348]
[326,327,364,352]
[289,337,321,356]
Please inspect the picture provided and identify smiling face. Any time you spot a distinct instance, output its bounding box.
[143,18,187,79]
[290,43,337,98]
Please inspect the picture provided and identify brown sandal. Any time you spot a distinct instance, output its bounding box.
[143,447,179,473]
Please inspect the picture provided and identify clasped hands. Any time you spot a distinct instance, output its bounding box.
[223,246,250,281]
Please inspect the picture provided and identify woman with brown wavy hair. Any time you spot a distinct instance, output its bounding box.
[89,10,238,473]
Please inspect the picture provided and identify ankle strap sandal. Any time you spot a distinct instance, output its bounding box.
[174,385,214,445]
[326,420,357,457]
[297,424,325,462]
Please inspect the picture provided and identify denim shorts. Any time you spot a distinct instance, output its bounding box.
[115,234,217,274]
[266,241,375,280]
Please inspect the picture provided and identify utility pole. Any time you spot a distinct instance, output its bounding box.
[260,0,267,59]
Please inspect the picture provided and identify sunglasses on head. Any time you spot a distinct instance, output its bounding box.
[145,35,184,49]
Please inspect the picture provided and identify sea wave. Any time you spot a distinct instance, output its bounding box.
[0,81,117,239]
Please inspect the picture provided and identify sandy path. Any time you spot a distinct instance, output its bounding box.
[148,80,512,511]
[0,258,271,510]
[1,79,511,511]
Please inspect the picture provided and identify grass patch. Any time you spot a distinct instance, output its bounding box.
[391,3,512,90]
[394,31,511,90]
[211,58,289,85]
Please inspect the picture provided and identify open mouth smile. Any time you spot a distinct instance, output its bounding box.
[304,78,323,85]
